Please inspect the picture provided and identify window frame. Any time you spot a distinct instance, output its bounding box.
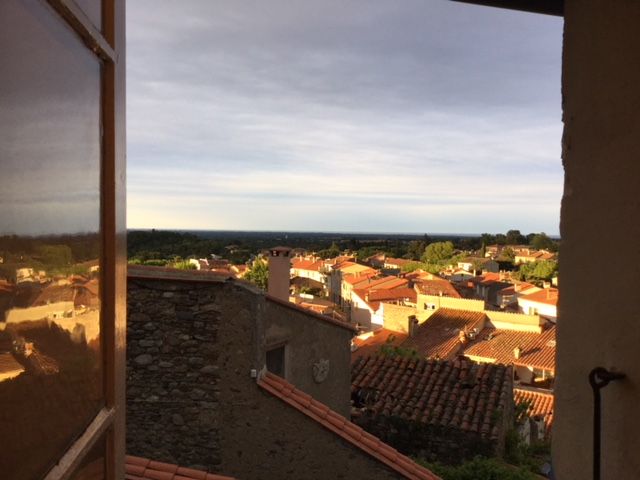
[31,1,127,479]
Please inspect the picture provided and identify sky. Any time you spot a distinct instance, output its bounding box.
[0,0,101,236]
[127,1,564,235]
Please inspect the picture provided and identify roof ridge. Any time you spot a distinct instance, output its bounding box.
[258,371,441,480]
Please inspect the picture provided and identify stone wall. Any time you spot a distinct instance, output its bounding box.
[127,274,231,471]
[127,267,407,479]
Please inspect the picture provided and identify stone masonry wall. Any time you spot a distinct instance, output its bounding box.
[127,276,229,471]
[127,268,417,479]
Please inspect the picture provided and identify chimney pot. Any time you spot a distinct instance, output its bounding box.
[408,315,418,337]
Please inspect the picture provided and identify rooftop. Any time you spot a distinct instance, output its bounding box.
[351,328,409,362]
[400,309,488,360]
[518,288,559,306]
[259,371,440,480]
[463,323,556,372]
[414,277,461,298]
[351,355,512,440]
[125,455,235,480]
[514,387,554,434]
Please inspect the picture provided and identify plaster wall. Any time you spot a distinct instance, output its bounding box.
[555,1,640,479]
[264,298,352,416]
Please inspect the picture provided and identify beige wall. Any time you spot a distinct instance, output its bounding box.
[555,1,640,479]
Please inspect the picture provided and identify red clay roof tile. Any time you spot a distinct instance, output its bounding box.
[514,387,554,435]
[462,323,556,372]
[400,309,487,360]
[351,356,512,442]
[351,329,409,362]
[258,371,441,480]
[125,456,234,480]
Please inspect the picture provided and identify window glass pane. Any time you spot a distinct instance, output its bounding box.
[69,435,106,480]
[75,0,102,30]
[0,1,103,479]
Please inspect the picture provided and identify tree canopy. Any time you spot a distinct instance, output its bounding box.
[422,241,455,263]
[245,259,269,290]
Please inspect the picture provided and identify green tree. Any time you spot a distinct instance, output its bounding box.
[422,241,455,263]
[36,244,73,267]
[530,233,556,251]
[506,229,526,245]
[245,259,269,290]
[318,242,340,259]
[407,240,426,260]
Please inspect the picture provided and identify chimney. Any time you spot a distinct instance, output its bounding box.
[513,346,522,359]
[408,315,418,337]
[267,246,292,302]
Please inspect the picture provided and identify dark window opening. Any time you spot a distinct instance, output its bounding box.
[266,346,286,378]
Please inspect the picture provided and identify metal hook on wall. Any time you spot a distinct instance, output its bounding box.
[589,367,625,480]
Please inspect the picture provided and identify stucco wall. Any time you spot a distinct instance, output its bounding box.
[220,387,407,480]
[265,297,353,416]
[555,1,640,479]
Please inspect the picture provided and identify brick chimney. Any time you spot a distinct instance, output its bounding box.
[268,246,292,302]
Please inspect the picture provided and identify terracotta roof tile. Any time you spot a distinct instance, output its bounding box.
[400,309,487,360]
[463,323,556,372]
[351,356,512,441]
[258,371,441,480]
[514,387,554,435]
[352,329,409,362]
[518,288,559,306]
[414,278,461,298]
[125,456,234,480]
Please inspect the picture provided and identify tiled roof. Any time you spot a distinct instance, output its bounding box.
[351,328,409,362]
[518,288,559,306]
[32,284,76,306]
[367,288,417,303]
[384,257,412,267]
[344,272,379,286]
[258,371,440,480]
[462,323,556,372]
[351,355,512,440]
[514,387,554,433]
[400,309,488,360]
[125,455,235,480]
[414,278,461,298]
[291,258,323,272]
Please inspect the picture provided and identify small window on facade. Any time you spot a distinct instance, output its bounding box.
[266,345,286,378]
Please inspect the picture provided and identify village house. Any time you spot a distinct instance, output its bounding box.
[517,288,558,322]
[351,355,514,464]
[126,265,441,480]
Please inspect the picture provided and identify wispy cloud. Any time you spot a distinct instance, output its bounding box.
[127,0,563,234]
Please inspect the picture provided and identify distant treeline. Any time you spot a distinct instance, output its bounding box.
[126,229,559,266]
[0,233,101,278]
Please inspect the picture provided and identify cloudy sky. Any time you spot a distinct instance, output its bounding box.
[127,1,563,235]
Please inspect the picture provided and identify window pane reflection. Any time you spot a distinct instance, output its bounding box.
[75,0,102,30]
[0,2,102,479]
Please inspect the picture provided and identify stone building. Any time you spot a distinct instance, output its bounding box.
[126,265,440,479]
